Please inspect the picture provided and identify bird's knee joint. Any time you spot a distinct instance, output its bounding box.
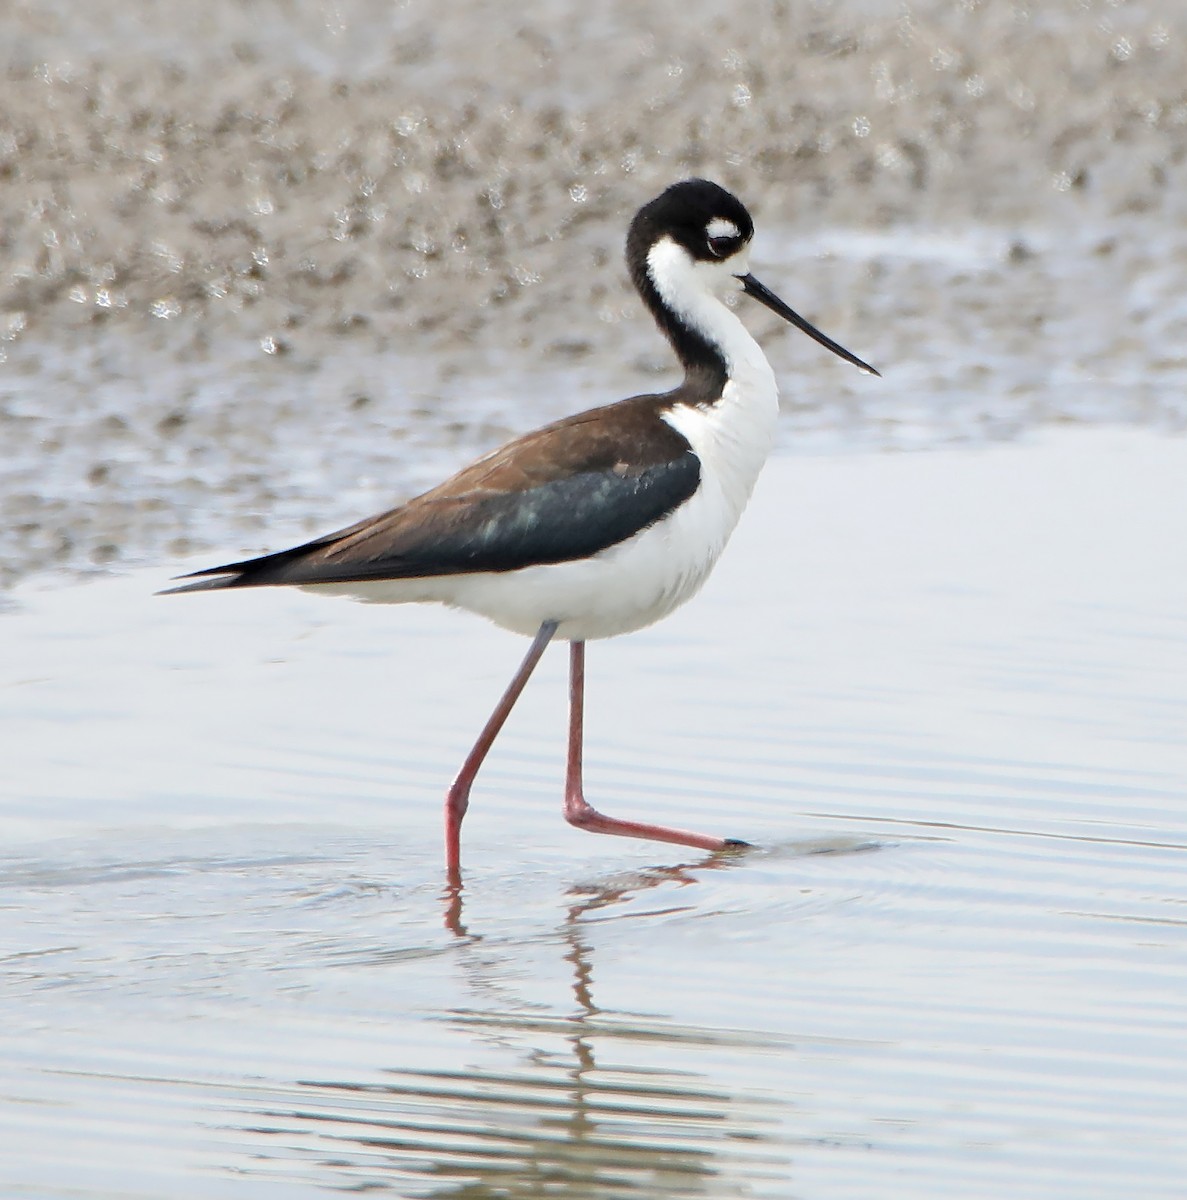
[445,788,470,821]
[564,802,600,831]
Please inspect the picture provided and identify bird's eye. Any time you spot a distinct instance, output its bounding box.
[705,217,743,259]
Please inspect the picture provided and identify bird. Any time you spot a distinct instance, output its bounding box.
[164,179,878,882]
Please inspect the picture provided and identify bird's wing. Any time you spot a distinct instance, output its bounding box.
[164,397,700,592]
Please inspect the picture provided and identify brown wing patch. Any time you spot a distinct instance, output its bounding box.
[167,393,700,590]
[414,396,689,500]
[310,395,690,568]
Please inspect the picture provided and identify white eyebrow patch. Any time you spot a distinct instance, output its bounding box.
[706,217,741,240]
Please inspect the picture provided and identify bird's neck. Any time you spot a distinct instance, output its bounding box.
[637,240,775,405]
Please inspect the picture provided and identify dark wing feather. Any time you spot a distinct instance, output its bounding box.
[163,396,700,593]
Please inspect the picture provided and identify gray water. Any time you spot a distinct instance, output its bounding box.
[4,434,1187,1198]
[4,1,1187,1195]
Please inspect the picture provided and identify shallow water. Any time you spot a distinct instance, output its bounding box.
[3,429,1186,1198]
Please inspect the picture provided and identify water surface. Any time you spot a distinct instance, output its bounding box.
[4,430,1185,1198]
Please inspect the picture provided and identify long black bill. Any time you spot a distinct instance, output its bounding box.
[741,274,880,377]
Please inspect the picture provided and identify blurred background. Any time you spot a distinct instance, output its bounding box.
[2,0,1185,586]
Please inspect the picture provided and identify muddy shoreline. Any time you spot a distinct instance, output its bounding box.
[2,1,1185,585]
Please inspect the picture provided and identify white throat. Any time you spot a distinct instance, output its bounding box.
[646,237,772,386]
[645,236,781,561]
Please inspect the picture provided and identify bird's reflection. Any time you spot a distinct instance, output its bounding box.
[225,849,784,1197]
[442,844,747,941]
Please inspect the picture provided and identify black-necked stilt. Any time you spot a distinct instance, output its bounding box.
[165,179,878,881]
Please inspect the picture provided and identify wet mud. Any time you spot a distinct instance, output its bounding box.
[2,0,1185,581]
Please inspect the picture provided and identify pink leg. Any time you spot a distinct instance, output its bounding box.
[445,620,558,883]
[563,641,749,851]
